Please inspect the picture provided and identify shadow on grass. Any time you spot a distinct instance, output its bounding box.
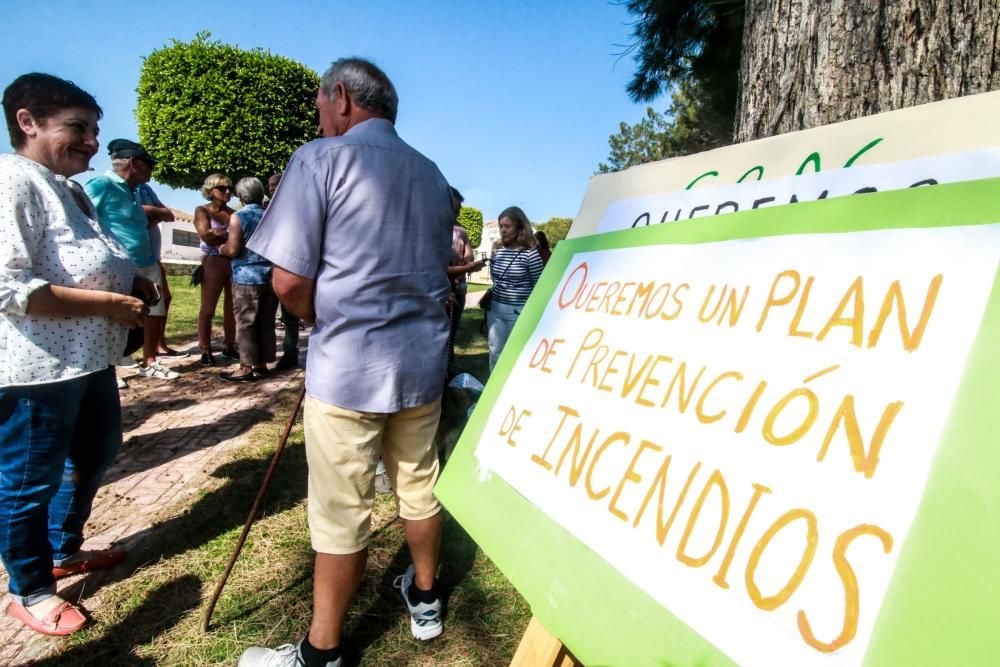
[69,434,310,621]
[26,574,202,667]
[122,438,309,564]
[453,308,490,382]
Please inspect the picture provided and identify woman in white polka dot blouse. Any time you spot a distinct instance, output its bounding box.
[0,73,156,636]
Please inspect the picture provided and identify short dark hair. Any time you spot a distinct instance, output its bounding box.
[2,73,102,149]
[449,186,464,212]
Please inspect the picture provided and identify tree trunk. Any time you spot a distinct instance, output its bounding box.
[734,0,1000,142]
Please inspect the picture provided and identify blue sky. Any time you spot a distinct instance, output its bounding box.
[1,0,664,222]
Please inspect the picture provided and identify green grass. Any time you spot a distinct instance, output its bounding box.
[467,283,489,293]
[453,307,489,381]
[33,298,526,666]
[163,274,226,345]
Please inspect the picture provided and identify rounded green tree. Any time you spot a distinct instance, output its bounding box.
[136,33,319,189]
[457,206,484,249]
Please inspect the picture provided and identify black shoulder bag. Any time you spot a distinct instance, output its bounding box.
[479,250,524,311]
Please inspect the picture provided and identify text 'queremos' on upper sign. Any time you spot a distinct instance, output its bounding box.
[596,148,1000,234]
[473,224,1000,667]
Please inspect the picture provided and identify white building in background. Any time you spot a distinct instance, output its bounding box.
[469,219,498,283]
[161,208,201,262]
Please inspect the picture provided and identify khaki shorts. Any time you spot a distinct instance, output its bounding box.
[135,263,167,317]
[303,395,442,554]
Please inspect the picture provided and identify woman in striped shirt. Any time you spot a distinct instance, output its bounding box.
[487,206,544,371]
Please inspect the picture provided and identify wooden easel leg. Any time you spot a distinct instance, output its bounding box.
[511,616,581,666]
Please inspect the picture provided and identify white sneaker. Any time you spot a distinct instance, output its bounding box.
[375,470,393,494]
[238,640,341,667]
[116,377,128,390]
[375,459,393,494]
[394,564,443,640]
[137,361,180,380]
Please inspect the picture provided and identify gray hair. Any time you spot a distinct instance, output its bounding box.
[234,177,265,205]
[320,58,398,123]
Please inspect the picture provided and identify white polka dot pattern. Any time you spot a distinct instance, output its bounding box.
[0,154,135,386]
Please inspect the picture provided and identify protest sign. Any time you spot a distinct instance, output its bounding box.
[569,91,1000,239]
[437,177,1000,666]
[596,149,1000,234]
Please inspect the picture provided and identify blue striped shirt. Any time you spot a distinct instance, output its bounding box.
[490,247,544,306]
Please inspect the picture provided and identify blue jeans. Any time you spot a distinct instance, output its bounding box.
[0,367,121,605]
[486,301,522,371]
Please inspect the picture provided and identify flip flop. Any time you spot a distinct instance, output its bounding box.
[5,599,88,636]
[51,549,127,578]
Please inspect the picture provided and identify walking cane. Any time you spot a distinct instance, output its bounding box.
[202,383,307,632]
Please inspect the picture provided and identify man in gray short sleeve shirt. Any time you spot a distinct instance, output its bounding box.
[239,59,452,667]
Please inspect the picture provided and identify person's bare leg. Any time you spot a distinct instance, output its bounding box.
[157,316,170,353]
[142,315,165,367]
[222,274,236,350]
[403,512,442,590]
[157,263,173,353]
[307,549,367,650]
[198,259,226,353]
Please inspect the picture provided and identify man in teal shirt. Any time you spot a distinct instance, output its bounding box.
[85,139,179,381]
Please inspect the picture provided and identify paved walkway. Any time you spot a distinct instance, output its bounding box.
[0,330,308,666]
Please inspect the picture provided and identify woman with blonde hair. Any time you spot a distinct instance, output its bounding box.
[486,206,544,371]
[194,173,237,365]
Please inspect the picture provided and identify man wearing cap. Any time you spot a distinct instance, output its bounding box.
[85,140,180,381]
[136,181,183,360]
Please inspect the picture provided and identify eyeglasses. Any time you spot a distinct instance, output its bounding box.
[213,186,232,192]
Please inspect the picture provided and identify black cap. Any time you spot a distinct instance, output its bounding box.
[108,139,157,163]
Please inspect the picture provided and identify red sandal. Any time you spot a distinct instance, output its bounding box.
[52,549,127,578]
[5,598,88,636]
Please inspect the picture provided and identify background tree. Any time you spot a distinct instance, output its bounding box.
[136,32,319,189]
[735,0,1000,141]
[605,0,1000,167]
[457,206,484,249]
[597,79,730,173]
[535,217,573,246]
[597,0,744,172]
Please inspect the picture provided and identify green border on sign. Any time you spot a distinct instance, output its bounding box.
[436,177,1000,666]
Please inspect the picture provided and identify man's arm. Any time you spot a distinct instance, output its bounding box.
[461,231,473,263]
[142,204,174,227]
[273,265,315,321]
[447,258,485,278]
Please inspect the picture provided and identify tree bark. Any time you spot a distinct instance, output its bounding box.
[734,0,1000,142]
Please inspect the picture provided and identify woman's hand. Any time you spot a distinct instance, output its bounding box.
[106,293,148,328]
[194,206,229,245]
[206,229,229,244]
[131,276,159,306]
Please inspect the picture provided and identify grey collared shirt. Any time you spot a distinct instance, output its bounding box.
[248,119,452,413]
